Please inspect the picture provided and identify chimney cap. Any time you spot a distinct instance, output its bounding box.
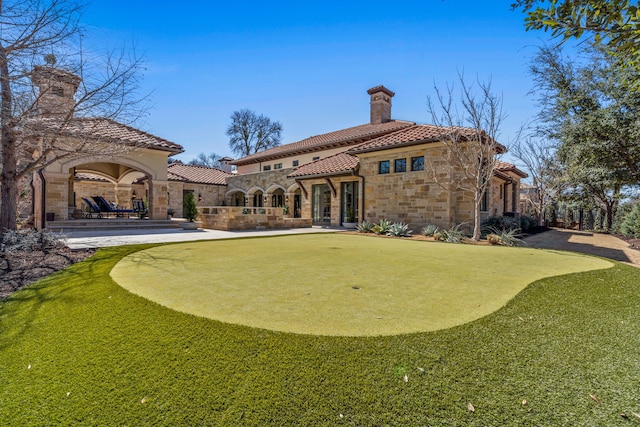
[367,85,395,97]
[32,65,81,87]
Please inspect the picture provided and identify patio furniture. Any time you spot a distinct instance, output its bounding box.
[132,199,148,219]
[82,197,105,219]
[91,196,135,218]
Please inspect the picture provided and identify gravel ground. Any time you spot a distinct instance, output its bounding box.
[523,228,640,267]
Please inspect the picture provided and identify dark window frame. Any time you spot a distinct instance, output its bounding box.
[394,158,407,173]
[411,156,424,171]
[379,160,390,174]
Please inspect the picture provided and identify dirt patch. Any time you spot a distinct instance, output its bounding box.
[0,247,95,301]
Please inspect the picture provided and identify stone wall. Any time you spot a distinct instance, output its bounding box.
[357,145,457,230]
[167,182,227,218]
[199,206,312,230]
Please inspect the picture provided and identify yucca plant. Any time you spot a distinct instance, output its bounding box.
[387,222,413,237]
[373,218,393,235]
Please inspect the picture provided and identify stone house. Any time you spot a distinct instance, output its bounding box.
[222,85,527,231]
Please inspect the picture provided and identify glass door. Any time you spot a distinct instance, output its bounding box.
[312,184,331,225]
[341,181,358,223]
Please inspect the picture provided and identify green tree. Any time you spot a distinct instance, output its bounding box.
[512,0,640,68]
[530,45,639,230]
[182,192,198,222]
[226,109,282,157]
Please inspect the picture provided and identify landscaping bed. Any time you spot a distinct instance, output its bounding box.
[0,247,94,301]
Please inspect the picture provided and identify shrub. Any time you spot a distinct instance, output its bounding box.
[373,218,392,235]
[0,229,66,254]
[183,192,199,222]
[386,222,413,237]
[620,202,640,238]
[421,224,440,237]
[356,221,375,233]
[519,215,537,232]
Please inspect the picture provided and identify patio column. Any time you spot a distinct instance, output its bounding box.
[148,179,169,220]
[42,171,71,222]
[115,184,133,209]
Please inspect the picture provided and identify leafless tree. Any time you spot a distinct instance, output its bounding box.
[226,109,282,157]
[0,0,147,232]
[426,74,505,241]
[510,128,560,225]
[189,152,222,168]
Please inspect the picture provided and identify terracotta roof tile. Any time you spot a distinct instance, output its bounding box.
[231,120,414,166]
[348,124,484,153]
[30,117,184,154]
[288,152,359,178]
[495,160,528,178]
[167,163,232,185]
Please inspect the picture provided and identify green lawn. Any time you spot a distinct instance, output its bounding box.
[111,234,611,335]
[1,235,639,425]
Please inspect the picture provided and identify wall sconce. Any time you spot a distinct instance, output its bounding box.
[285,195,289,202]
[132,190,136,199]
[198,193,202,202]
[263,195,268,202]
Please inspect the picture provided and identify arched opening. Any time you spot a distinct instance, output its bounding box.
[271,188,285,207]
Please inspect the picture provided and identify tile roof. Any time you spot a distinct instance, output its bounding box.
[74,172,108,182]
[348,124,489,154]
[495,160,528,178]
[29,117,184,154]
[231,120,414,166]
[167,162,232,185]
[288,152,359,178]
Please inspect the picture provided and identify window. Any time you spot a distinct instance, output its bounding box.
[411,156,424,171]
[481,189,488,212]
[263,165,271,171]
[274,163,282,170]
[394,158,406,173]
[312,156,320,161]
[379,160,390,174]
[292,160,299,167]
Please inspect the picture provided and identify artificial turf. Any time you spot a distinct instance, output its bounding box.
[110,234,612,336]
[1,236,639,425]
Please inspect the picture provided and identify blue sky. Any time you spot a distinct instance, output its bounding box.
[81,1,557,165]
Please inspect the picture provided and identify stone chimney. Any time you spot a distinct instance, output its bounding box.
[31,66,81,118]
[367,85,394,124]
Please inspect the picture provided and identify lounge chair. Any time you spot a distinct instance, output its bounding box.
[82,197,105,219]
[132,199,148,218]
[91,196,134,218]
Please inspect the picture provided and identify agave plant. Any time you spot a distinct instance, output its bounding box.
[356,220,375,233]
[436,223,467,243]
[485,226,525,247]
[387,222,413,237]
[420,224,439,237]
[373,218,393,235]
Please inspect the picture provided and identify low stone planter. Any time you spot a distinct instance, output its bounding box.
[179,221,202,230]
[342,222,358,229]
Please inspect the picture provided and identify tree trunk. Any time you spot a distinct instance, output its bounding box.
[0,44,17,233]
[605,202,614,232]
[472,191,482,241]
